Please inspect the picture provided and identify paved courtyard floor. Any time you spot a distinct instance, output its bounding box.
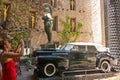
[17,66,120,80]
[17,66,33,80]
[17,66,61,80]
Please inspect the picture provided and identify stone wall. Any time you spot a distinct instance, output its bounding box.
[0,0,106,50]
[31,0,94,49]
[91,0,103,44]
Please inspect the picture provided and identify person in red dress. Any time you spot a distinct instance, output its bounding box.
[0,39,24,80]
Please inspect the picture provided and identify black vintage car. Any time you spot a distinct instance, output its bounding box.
[32,42,118,77]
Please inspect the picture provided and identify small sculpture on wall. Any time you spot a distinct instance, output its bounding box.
[29,9,36,29]
[3,4,9,22]
[0,2,10,29]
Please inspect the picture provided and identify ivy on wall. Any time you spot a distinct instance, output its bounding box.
[59,16,83,44]
[10,32,30,48]
[0,0,51,48]
[0,0,4,19]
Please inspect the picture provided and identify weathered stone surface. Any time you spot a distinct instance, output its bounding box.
[107,0,120,57]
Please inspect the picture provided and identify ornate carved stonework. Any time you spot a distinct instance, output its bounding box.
[107,0,120,57]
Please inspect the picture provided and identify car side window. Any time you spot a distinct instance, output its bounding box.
[87,46,97,53]
[78,46,86,53]
[79,46,86,51]
[72,45,79,51]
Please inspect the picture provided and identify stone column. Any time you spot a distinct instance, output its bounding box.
[107,0,120,58]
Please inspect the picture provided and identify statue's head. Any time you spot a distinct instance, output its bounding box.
[43,3,52,14]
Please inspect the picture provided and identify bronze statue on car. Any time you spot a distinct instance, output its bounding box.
[42,3,53,44]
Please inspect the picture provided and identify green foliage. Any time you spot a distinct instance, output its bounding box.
[22,7,29,12]
[11,0,18,2]
[19,56,31,65]
[11,32,30,48]
[0,0,3,4]
[59,16,83,44]
[21,0,27,2]
[15,16,20,21]
[0,0,4,12]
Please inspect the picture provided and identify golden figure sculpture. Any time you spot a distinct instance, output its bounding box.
[71,0,74,10]
[3,5,9,21]
[71,20,75,31]
[52,0,54,7]
[31,13,35,28]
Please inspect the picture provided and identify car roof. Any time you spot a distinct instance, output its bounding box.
[67,42,103,46]
[66,42,107,51]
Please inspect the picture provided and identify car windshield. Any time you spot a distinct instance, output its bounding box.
[62,44,74,50]
[95,44,107,51]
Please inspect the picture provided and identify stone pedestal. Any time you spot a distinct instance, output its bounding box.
[40,43,55,50]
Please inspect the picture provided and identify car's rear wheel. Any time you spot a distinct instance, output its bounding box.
[42,63,57,77]
[100,61,111,72]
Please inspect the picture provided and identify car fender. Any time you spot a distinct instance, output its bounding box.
[99,57,110,67]
[37,55,69,69]
[96,53,111,67]
[96,52,118,68]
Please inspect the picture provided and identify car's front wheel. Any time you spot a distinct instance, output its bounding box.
[42,63,57,77]
[100,61,111,72]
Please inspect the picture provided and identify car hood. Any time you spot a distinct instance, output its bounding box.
[32,49,69,57]
[97,48,109,52]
